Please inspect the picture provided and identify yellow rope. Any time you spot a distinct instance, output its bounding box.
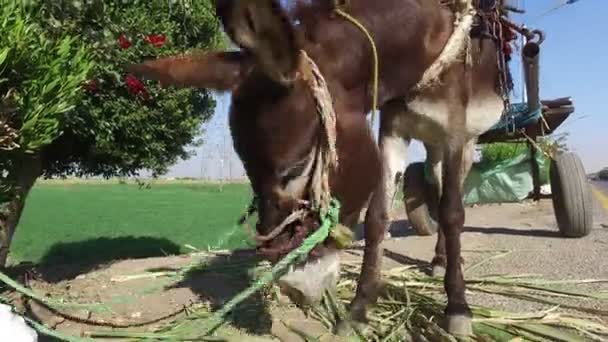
[333,8,379,128]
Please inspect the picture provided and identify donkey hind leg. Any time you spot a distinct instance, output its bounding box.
[430,140,475,277]
[440,140,476,336]
[336,181,388,335]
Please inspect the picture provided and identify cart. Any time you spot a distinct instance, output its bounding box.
[403,95,594,238]
[402,21,594,238]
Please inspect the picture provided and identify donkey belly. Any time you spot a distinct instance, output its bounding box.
[402,93,503,144]
[464,93,504,138]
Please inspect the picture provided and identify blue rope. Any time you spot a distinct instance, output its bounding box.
[490,102,543,132]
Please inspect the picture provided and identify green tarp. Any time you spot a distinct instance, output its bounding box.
[462,149,549,205]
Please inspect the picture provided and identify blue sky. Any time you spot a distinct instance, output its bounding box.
[164,0,607,179]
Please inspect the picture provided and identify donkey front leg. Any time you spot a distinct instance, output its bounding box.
[431,139,475,277]
[440,142,473,337]
[336,182,388,335]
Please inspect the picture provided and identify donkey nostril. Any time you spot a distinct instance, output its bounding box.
[279,284,306,305]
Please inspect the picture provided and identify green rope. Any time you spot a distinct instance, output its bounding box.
[197,198,341,335]
[88,198,342,340]
[0,271,108,312]
[0,297,93,342]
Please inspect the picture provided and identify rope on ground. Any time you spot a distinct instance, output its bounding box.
[0,270,195,330]
[196,199,341,336]
[414,0,476,91]
[0,271,106,312]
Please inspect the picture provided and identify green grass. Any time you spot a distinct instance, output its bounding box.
[10,182,254,265]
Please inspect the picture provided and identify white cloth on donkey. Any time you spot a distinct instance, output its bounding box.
[0,303,38,342]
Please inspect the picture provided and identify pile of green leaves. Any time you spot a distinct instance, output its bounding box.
[479,141,558,185]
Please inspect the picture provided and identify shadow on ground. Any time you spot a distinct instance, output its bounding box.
[345,245,432,275]
[167,249,273,335]
[463,226,561,238]
[353,219,417,240]
[26,236,182,282]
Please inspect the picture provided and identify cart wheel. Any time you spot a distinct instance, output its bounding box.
[550,152,594,238]
[403,162,439,236]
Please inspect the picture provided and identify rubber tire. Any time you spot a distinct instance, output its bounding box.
[550,152,594,238]
[403,162,439,236]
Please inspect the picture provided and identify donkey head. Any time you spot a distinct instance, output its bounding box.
[130,0,341,306]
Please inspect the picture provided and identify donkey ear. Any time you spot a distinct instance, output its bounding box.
[128,51,250,91]
[221,0,300,85]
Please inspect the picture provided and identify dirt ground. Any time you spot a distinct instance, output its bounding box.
[10,194,608,341]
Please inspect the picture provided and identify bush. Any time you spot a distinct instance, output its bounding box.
[599,168,608,181]
[33,0,225,178]
[0,0,225,265]
[0,1,93,201]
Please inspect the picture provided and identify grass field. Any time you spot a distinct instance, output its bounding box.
[10,181,254,265]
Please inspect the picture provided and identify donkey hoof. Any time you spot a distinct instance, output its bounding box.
[335,320,350,337]
[446,314,473,337]
[431,265,446,278]
[334,320,367,337]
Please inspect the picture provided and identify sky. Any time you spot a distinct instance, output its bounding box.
[163,0,607,180]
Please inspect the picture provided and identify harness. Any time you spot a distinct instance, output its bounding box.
[333,0,544,136]
[471,0,516,124]
[241,50,347,262]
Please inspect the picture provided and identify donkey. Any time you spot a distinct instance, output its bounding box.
[130,0,511,336]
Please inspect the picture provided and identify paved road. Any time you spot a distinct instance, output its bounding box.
[592,181,608,215]
[594,180,608,193]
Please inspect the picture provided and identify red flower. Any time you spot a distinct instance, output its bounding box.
[503,27,517,42]
[118,34,132,49]
[83,79,98,93]
[125,74,148,98]
[145,34,166,48]
[503,42,513,56]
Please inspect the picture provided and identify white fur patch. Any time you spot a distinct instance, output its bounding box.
[280,147,316,198]
[407,98,450,133]
[381,136,409,207]
[382,136,409,177]
[277,251,340,304]
[403,93,503,142]
[464,94,504,137]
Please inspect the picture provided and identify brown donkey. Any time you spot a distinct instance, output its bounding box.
[130,0,511,336]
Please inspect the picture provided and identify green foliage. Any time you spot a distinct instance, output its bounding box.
[599,168,608,181]
[478,143,529,169]
[478,133,571,187]
[537,132,570,158]
[479,143,546,183]
[0,2,93,152]
[0,1,93,201]
[31,0,224,178]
